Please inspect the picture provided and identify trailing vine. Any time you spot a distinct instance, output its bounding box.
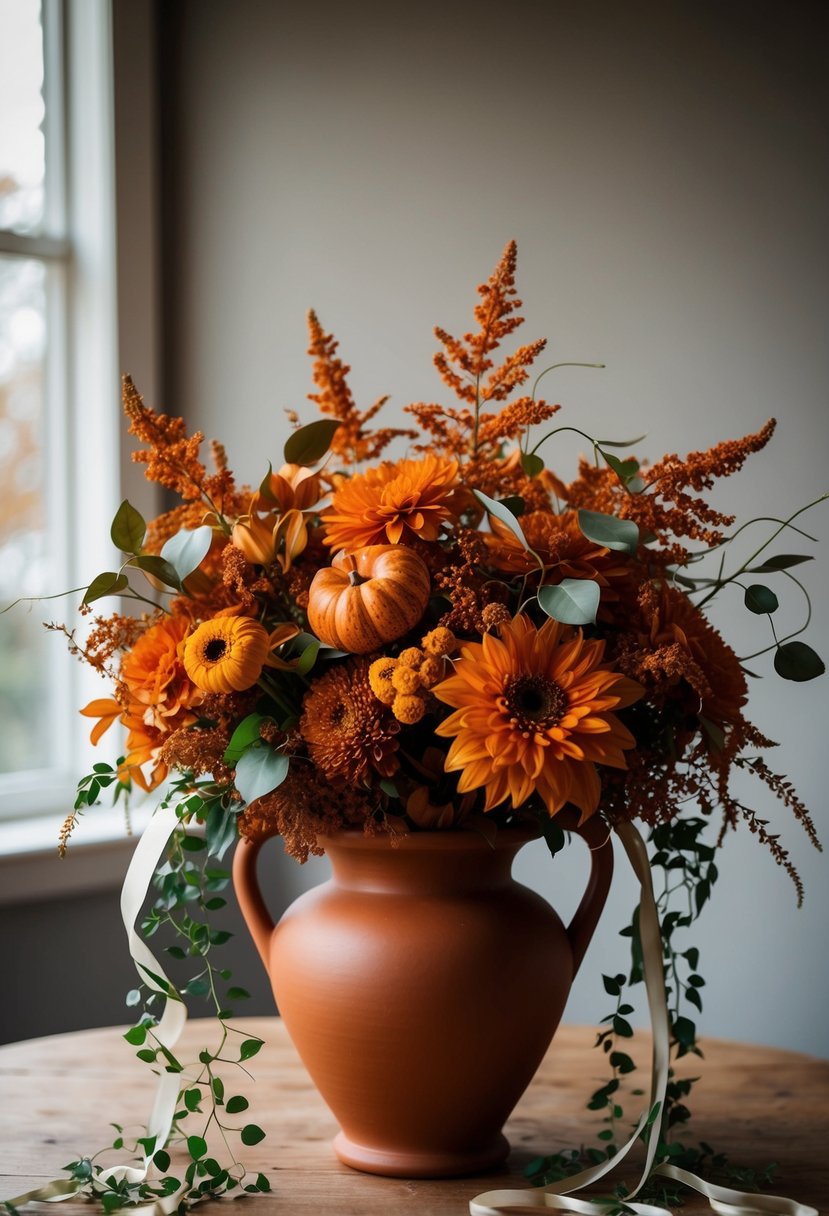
[37,780,271,1215]
[526,819,780,1208]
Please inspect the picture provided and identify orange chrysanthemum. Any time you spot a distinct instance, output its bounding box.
[322,455,460,550]
[433,614,641,820]
[299,657,400,783]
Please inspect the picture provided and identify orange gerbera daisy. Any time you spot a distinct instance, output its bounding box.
[183,615,271,693]
[322,455,460,550]
[433,614,641,820]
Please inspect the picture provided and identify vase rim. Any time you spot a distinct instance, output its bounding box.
[318,821,542,852]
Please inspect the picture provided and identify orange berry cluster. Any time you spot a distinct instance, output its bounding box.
[368,628,457,724]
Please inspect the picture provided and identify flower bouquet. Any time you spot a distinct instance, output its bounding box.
[35,241,823,1213]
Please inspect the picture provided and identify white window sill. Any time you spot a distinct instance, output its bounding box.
[0,799,154,906]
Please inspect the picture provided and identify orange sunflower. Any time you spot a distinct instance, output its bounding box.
[433,614,641,820]
[322,454,460,550]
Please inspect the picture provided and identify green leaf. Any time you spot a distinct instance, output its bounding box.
[538,578,600,626]
[123,1024,148,1046]
[749,553,814,573]
[602,974,622,997]
[235,744,289,805]
[673,1016,697,1048]
[498,495,525,517]
[698,713,725,754]
[254,1174,271,1193]
[473,488,532,551]
[136,1048,157,1063]
[111,500,146,553]
[686,987,703,1012]
[239,1038,263,1061]
[183,1088,202,1112]
[612,1015,634,1038]
[240,1124,266,1147]
[520,452,545,477]
[597,433,647,449]
[225,1095,249,1114]
[609,1051,636,1074]
[227,986,251,1000]
[183,972,210,992]
[537,817,566,859]
[204,801,239,860]
[127,554,182,591]
[283,418,341,465]
[221,710,266,763]
[153,1149,171,1172]
[187,1136,208,1161]
[577,509,639,557]
[161,525,213,583]
[744,584,779,615]
[774,641,825,682]
[82,571,130,606]
[601,452,643,491]
[295,636,321,677]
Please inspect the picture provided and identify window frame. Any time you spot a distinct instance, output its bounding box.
[0,0,123,824]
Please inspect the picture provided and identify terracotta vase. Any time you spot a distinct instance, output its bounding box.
[232,815,613,1178]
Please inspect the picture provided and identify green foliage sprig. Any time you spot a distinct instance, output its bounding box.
[526,819,778,1207]
[50,780,269,1213]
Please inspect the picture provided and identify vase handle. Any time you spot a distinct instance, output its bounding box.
[232,835,276,974]
[561,810,614,978]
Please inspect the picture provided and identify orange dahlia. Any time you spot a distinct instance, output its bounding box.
[433,614,641,820]
[322,455,460,550]
[121,614,203,729]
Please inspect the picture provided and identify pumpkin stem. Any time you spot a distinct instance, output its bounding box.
[343,554,367,587]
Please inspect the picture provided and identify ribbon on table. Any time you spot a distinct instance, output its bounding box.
[469,820,818,1216]
[5,802,188,1215]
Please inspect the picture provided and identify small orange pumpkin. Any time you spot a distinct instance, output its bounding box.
[307,545,431,654]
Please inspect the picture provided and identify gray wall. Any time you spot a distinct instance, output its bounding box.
[158,0,828,1056]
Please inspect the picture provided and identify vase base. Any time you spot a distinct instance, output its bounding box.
[333,1130,510,1178]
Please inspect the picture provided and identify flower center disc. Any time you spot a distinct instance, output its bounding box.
[503,674,566,732]
[204,638,228,663]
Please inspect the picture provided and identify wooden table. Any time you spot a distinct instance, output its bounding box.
[1,1018,826,1214]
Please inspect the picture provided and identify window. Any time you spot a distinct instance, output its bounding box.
[0,0,120,822]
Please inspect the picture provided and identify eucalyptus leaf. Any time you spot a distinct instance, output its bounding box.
[538,578,601,625]
[578,509,639,557]
[601,451,641,489]
[773,641,825,682]
[597,433,647,448]
[235,744,289,804]
[749,553,814,573]
[520,451,545,477]
[743,584,779,615]
[498,495,525,517]
[82,571,129,606]
[283,418,341,465]
[161,526,213,583]
[223,713,268,765]
[111,500,146,554]
[128,554,182,590]
[473,488,531,550]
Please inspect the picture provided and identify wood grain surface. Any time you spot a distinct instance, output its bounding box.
[1,1018,826,1214]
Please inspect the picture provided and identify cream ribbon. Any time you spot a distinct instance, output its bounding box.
[469,821,818,1216]
[5,802,188,1215]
